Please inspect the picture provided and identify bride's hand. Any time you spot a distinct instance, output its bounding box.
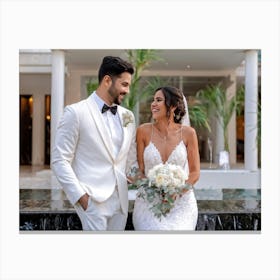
[177,184,191,199]
[181,189,189,195]
[127,176,134,184]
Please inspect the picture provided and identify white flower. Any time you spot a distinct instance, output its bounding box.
[122,111,134,127]
[155,173,170,187]
[136,163,191,220]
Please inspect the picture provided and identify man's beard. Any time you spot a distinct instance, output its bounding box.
[108,84,120,105]
[113,96,120,105]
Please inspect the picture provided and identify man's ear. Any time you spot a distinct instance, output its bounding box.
[103,75,112,86]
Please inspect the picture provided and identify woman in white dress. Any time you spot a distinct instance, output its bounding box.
[132,86,200,230]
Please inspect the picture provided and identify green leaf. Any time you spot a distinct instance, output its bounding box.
[122,50,163,113]
[195,82,237,151]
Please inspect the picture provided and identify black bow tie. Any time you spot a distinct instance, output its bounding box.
[101,104,118,115]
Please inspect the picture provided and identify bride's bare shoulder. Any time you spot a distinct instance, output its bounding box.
[137,123,152,131]
[137,123,152,139]
[182,125,197,137]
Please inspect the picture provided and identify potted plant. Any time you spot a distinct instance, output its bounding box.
[196,82,237,168]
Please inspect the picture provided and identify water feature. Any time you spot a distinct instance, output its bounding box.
[20,212,261,231]
[20,188,261,231]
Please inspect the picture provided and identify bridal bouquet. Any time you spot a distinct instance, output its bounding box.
[136,163,192,220]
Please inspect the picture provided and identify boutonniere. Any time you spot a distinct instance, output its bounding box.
[122,111,134,127]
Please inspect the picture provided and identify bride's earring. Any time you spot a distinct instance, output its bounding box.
[166,110,171,122]
[173,109,180,121]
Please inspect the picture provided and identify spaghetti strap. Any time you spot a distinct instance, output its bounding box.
[151,123,154,140]
[180,125,183,140]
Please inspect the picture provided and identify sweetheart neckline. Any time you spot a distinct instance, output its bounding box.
[148,140,184,164]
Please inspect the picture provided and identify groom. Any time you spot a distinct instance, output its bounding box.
[51,56,136,231]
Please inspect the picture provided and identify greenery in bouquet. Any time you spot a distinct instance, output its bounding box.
[136,163,192,220]
[127,166,143,190]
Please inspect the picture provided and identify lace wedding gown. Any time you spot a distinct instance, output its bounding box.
[132,128,198,231]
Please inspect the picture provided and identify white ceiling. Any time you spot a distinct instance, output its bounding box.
[64,49,247,72]
[61,49,248,95]
[20,49,252,96]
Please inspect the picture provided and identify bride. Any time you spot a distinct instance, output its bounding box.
[132,86,200,230]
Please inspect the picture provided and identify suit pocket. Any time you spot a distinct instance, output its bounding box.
[84,196,92,212]
[79,195,91,212]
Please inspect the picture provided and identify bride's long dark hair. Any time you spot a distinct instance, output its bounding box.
[154,86,186,123]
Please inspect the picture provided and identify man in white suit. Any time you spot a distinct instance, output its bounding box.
[52,56,136,231]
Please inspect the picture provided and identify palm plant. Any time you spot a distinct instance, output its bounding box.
[86,78,98,95]
[141,76,164,102]
[85,49,162,104]
[196,82,236,152]
[236,85,245,117]
[188,99,211,131]
[123,49,163,111]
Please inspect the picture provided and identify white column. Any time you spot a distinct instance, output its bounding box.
[215,117,224,163]
[179,76,183,91]
[32,94,45,165]
[244,50,258,170]
[51,50,65,163]
[227,72,237,165]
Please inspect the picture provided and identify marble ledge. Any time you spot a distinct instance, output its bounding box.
[20,188,261,202]
[20,198,261,214]
[195,169,261,189]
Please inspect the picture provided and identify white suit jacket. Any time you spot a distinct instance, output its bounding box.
[51,93,137,214]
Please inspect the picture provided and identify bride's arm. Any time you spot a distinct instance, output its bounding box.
[184,126,200,185]
[136,125,147,177]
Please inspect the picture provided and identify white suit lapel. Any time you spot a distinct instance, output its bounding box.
[86,95,115,161]
[117,107,133,158]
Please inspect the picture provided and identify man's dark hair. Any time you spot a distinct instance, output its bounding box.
[98,56,134,83]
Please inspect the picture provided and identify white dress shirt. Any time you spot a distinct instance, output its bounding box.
[93,92,123,158]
